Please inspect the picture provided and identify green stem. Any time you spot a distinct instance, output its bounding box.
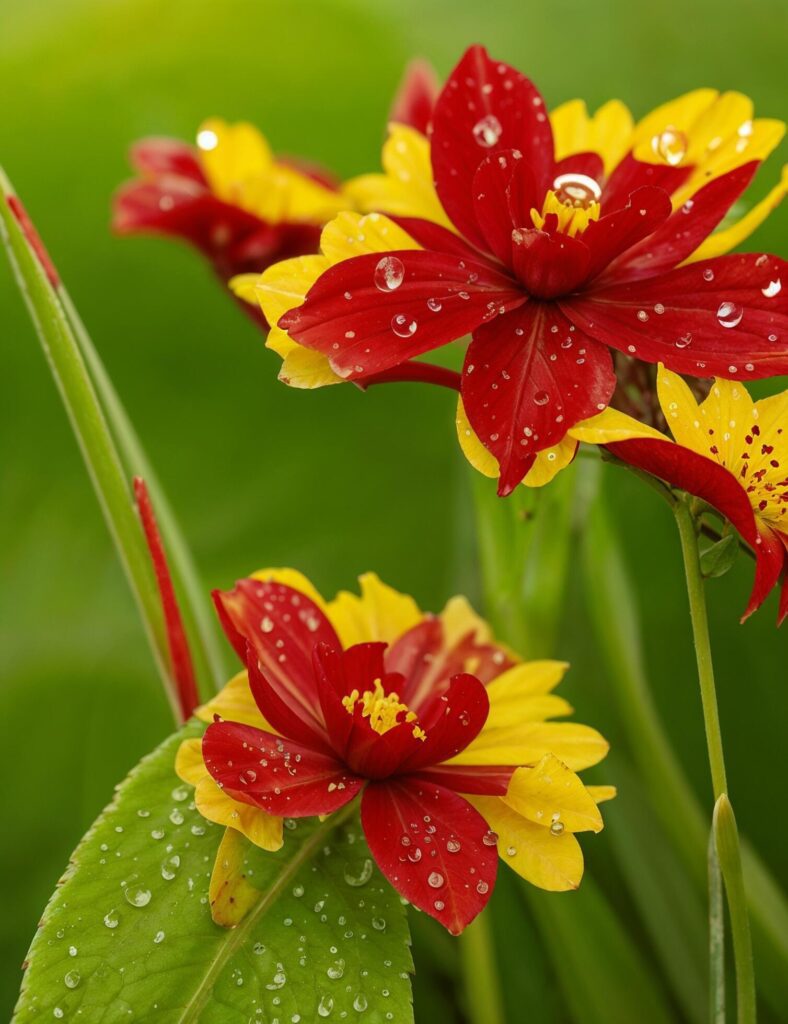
[459,913,506,1024]
[0,169,178,722]
[675,496,756,1023]
[709,821,726,1024]
[58,288,228,696]
[674,497,727,798]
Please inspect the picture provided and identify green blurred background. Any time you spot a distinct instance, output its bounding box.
[1,0,786,1019]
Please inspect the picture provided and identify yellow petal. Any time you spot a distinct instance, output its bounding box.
[453,721,609,772]
[198,118,273,202]
[175,738,206,785]
[439,594,495,647]
[194,774,283,851]
[228,273,260,305]
[486,659,569,700]
[550,99,634,175]
[279,345,343,388]
[344,123,452,229]
[685,164,788,262]
[569,406,666,445]
[456,396,578,487]
[319,210,421,264]
[631,89,719,163]
[504,755,604,833]
[470,796,584,891]
[195,670,270,729]
[586,785,617,805]
[326,572,423,647]
[209,827,261,927]
[256,254,330,329]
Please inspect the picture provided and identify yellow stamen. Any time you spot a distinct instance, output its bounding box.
[531,189,601,237]
[341,679,425,740]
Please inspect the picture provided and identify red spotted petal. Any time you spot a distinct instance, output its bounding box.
[601,154,692,211]
[360,778,498,933]
[390,58,441,135]
[603,162,759,283]
[511,228,590,299]
[214,580,340,735]
[128,137,206,184]
[280,249,525,381]
[566,254,788,379]
[607,438,787,621]
[430,45,553,250]
[580,186,673,282]
[411,764,515,795]
[398,673,490,773]
[462,303,616,495]
[203,720,362,816]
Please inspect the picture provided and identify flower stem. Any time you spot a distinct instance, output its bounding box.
[459,913,506,1024]
[674,495,756,1023]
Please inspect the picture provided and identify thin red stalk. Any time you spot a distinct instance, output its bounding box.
[133,476,199,721]
[7,195,60,287]
[359,361,461,391]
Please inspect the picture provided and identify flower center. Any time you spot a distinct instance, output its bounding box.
[342,679,426,740]
[530,175,601,238]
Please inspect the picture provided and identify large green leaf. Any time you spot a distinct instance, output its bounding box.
[13,723,413,1023]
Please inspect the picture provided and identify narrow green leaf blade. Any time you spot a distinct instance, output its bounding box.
[13,724,413,1023]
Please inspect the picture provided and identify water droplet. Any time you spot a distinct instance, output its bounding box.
[161,855,181,880]
[703,268,715,282]
[676,332,692,349]
[240,769,257,785]
[550,821,565,836]
[653,303,665,315]
[433,899,445,911]
[391,314,417,338]
[318,995,335,1017]
[472,114,503,147]
[372,917,386,931]
[427,872,445,888]
[353,993,369,1012]
[124,887,152,908]
[637,310,649,323]
[762,279,782,298]
[327,959,346,980]
[446,839,462,854]
[169,808,184,826]
[651,128,688,166]
[552,172,601,208]
[533,390,550,406]
[171,784,190,802]
[53,1008,64,1019]
[374,256,405,291]
[717,301,743,329]
[344,858,374,887]
[103,910,120,929]
[477,880,490,894]
[482,830,498,847]
[260,616,274,633]
[68,946,77,957]
[427,297,442,312]
[64,970,80,989]
[154,930,166,944]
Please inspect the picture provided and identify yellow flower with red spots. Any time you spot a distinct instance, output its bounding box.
[176,569,613,933]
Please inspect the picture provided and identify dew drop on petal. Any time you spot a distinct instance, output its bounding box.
[762,279,782,298]
[476,881,490,894]
[124,887,152,908]
[651,128,688,166]
[427,297,442,312]
[472,114,503,147]
[374,255,405,291]
[391,314,417,338]
[676,332,692,349]
[427,871,445,888]
[716,301,743,329]
[482,830,499,847]
[533,390,550,406]
[703,268,715,282]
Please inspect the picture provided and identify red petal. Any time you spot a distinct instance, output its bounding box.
[430,45,553,250]
[128,137,206,184]
[607,438,786,620]
[580,186,672,282]
[411,764,515,795]
[390,216,500,266]
[361,778,498,933]
[553,152,605,182]
[778,532,788,627]
[511,228,590,299]
[602,163,759,283]
[389,58,441,135]
[472,152,540,267]
[602,154,692,211]
[133,478,198,723]
[280,249,525,381]
[203,720,362,816]
[399,673,490,772]
[567,254,788,379]
[246,646,333,752]
[214,579,340,735]
[462,304,616,495]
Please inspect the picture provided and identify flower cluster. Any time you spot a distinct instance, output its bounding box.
[240,45,787,494]
[176,569,612,933]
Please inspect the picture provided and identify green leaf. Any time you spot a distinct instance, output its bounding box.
[13,723,413,1023]
[700,534,739,578]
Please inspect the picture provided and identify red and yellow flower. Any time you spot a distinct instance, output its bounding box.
[176,569,612,934]
[241,45,788,495]
[569,368,788,623]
